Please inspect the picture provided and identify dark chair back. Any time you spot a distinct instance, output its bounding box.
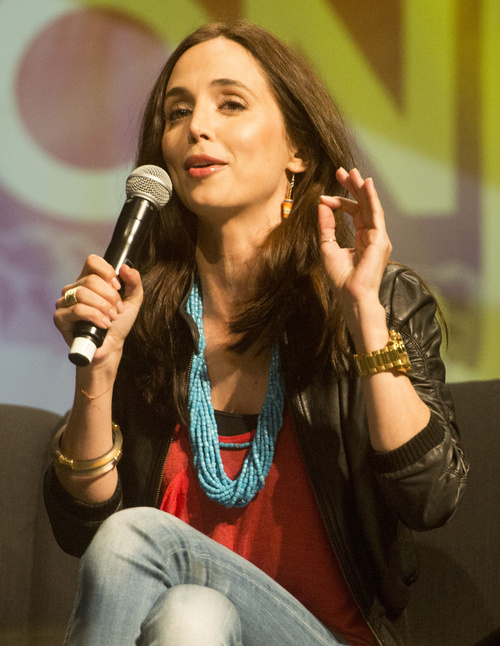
[407,380,500,645]
[0,404,79,646]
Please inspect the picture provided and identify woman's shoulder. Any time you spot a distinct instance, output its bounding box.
[379,262,438,330]
[380,263,433,304]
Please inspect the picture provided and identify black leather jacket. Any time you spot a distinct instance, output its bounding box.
[44,264,468,646]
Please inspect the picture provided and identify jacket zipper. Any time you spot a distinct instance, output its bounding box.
[152,352,194,509]
[152,433,174,509]
[153,280,198,509]
[287,393,385,646]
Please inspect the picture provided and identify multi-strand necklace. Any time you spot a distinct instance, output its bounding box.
[186,277,284,508]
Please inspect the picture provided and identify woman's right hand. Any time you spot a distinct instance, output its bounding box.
[54,254,143,372]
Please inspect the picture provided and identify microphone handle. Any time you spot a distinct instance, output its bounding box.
[68,197,155,367]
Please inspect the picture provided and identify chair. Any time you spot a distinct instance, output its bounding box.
[406,380,500,645]
[0,404,78,645]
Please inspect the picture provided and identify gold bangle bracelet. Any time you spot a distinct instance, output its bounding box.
[51,422,123,477]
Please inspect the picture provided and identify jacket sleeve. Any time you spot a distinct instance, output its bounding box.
[371,266,469,531]
[43,463,123,557]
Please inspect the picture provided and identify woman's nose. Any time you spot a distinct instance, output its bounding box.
[188,105,214,142]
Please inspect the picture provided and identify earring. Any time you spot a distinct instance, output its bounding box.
[281,174,295,219]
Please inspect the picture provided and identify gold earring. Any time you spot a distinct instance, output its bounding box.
[281,174,295,219]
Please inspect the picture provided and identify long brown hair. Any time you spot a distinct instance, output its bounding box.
[127,21,358,421]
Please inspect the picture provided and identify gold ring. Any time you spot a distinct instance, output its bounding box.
[64,286,80,308]
[321,238,336,244]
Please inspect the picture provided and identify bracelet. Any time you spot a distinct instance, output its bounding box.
[80,385,112,402]
[354,330,412,377]
[51,422,123,478]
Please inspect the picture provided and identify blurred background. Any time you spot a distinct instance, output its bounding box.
[1,0,498,414]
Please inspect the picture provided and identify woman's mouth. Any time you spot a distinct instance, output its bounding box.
[184,155,227,178]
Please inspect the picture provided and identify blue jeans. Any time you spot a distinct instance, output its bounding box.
[65,507,350,645]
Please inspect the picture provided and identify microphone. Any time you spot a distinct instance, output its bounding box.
[68,165,173,367]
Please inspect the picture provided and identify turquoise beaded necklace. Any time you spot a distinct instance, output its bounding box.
[186,277,284,508]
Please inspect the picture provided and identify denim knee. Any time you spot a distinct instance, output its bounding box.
[139,584,243,646]
[80,508,163,582]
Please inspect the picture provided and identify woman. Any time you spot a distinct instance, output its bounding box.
[45,21,467,646]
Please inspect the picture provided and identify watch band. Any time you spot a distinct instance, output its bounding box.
[354,330,411,377]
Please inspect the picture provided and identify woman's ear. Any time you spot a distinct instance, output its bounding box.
[287,149,308,174]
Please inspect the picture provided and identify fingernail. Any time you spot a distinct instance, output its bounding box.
[112,277,121,290]
[102,316,112,328]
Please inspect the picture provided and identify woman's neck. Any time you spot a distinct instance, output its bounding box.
[193,212,277,414]
[195,213,272,322]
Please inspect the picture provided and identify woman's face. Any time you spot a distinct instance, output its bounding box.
[161,37,305,224]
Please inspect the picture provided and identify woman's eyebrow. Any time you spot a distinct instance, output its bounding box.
[164,86,191,102]
[210,78,251,92]
[165,78,254,102]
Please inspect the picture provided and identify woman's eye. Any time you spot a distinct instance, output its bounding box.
[220,99,246,112]
[167,107,191,122]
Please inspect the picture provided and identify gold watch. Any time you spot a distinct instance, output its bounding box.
[354,330,411,377]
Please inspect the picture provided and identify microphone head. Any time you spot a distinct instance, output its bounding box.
[126,165,173,209]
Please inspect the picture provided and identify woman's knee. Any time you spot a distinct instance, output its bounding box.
[81,508,196,579]
[85,508,150,555]
[140,585,242,646]
[80,507,165,579]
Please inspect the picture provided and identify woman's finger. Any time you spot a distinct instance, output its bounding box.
[318,201,339,245]
[57,284,121,321]
[336,167,363,204]
[53,301,113,348]
[336,168,387,231]
[363,177,386,230]
[320,195,358,215]
[78,254,122,290]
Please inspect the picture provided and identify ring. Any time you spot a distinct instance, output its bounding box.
[321,238,336,244]
[64,286,80,308]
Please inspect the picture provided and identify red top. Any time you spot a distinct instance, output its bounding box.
[160,407,375,646]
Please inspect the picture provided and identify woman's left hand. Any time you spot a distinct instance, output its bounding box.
[318,167,392,348]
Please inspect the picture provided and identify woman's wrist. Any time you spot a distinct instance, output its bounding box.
[344,300,389,353]
[75,360,119,397]
[62,366,117,460]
